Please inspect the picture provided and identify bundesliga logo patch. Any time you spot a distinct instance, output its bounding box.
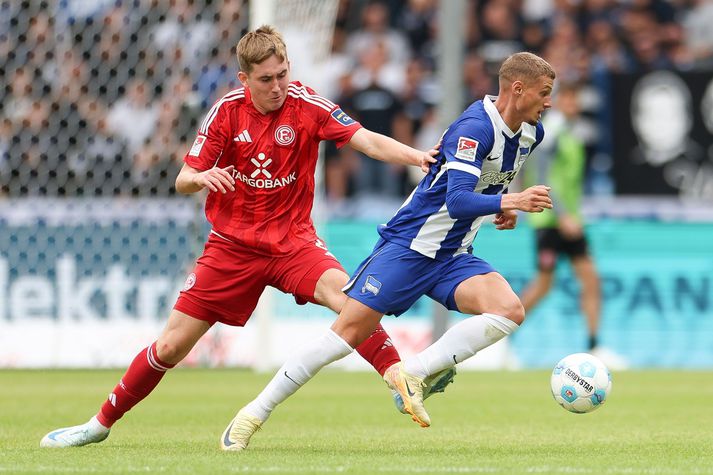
[330,108,356,126]
[189,135,206,157]
[455,137,478,162]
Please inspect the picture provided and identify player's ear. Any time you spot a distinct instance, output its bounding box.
[512,80,524,96]
[237,71,248,87]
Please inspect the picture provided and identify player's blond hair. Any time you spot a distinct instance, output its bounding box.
[499,52,555,85]
[236,25,288,74]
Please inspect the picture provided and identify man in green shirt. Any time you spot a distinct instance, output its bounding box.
[521,83,627,369]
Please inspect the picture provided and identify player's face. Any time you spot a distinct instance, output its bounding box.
[516,75,553,125]
[239,55,290,114]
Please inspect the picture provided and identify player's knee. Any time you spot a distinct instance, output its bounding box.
[155,339,188,365]
[502,299,525,326]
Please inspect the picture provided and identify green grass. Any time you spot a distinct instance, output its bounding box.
[2,369,712,474]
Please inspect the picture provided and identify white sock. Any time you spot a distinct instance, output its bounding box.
[404,313,519,379]
[88,416,110,433]
[243,329,353,422]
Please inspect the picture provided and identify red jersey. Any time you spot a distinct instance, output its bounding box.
[184,81,362,255]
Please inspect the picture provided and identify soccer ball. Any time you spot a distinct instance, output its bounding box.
[550,353,612,413]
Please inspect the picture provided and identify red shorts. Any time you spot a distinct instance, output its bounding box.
[174,232,345,326]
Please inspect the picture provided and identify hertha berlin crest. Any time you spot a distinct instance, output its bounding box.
[275,125,295,146]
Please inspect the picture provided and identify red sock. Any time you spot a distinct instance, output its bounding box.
[355,323,401,376]
[96,342,175,428]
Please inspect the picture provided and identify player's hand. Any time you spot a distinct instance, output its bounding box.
[503,185,552,213]
[419,148,438,173]
[493,210,517,230]
[194,165,235,193]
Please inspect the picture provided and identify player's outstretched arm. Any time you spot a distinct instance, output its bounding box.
[347,128,437,173]
[175,164,235,195]
[501,185,552,213]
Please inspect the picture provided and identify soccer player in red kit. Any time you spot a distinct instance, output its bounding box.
[40,25,446,448]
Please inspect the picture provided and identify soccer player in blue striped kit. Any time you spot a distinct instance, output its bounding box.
[222,52,556,450]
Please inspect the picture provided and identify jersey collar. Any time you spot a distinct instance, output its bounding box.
[484,95,520,139]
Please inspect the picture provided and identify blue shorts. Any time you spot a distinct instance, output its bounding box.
[343,239,497,316]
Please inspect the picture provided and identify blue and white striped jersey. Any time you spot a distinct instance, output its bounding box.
[378,95,545,261]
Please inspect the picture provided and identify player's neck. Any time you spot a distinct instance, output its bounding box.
[494,96,522,134]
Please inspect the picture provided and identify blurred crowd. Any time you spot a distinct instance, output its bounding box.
[2,0,712,208]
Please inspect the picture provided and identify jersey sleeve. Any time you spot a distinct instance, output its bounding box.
[441,118,495,178]
[441,118,502,219]
[183,98,231,171]
[301,86,362,147]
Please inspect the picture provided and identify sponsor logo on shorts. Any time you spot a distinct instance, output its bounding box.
[362,275,382,296]
[183,272,196,291]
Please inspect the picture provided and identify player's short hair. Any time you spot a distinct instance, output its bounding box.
[499,52,555,85]
[236,25,288,74]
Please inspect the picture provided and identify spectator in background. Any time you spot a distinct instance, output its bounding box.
[346,1,411,73]
[131,99,183,195]
[520,83,628,370]
[150,0,216,76]
[586,19,633,75]
[682,0,713,68]
[131,71,202,195]
[3,66,53,195]
[69,116,129,196]
[396,0,438,65]
[477,0,524,69]
[340,41,412,207]
[106,78,158,156]
[463,51,495,107]
[196,0,245,107]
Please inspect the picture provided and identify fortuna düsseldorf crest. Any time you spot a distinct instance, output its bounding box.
[275,125,295,146]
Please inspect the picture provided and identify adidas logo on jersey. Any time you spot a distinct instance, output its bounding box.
[233,130,252,143]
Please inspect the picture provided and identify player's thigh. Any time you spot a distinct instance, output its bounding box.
[453,273,524,323]
[269,237,348,312]
[535,228,560,272]
[313,267,350,313]
[427,253,523,322]
[175,235,269,326]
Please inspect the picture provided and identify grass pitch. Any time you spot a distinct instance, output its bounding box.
[1,369,712,474]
